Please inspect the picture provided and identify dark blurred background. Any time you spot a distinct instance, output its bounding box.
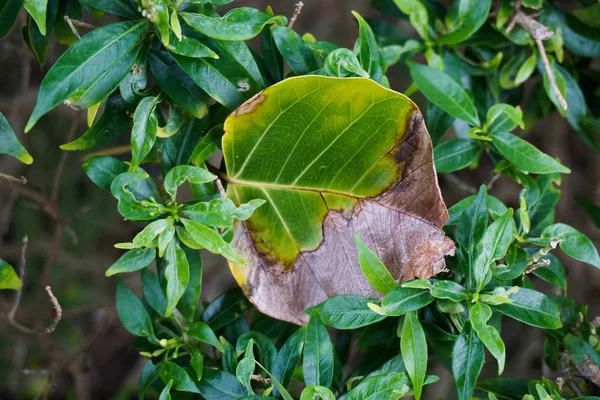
[0,1,599,398]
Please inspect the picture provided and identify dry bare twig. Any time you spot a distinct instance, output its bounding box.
[288,2,304,29]
[506,10,568,111]
[63,16,97,40]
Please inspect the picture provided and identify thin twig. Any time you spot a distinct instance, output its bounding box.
[51,122,78,203]
[445,173,477,194]
[0,173,27,185]
[215,178,226,198]
[506,10,567,111]
[63,16,97,40]
[6,236,63,335]
[288,2,304,29]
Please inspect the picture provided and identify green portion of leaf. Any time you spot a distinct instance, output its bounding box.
[477,377,529,400]
[303,316,334,388]
[434,139,481,173]
[345,372,411,400]
[0,112,33,164]
[188,321,224,351]
[271,25,319,75]
[492,131,570,174]
[161,239,189,316]
[196,369,247,399]
[24,0,47,35]
[105,248,155,276]
[456,186,488,286]
[300,386,335,400]
[439,0,491,44]
[130,96,161,170]
[490,287,562,329]
[0,0,22,38]
[166,33,218,59]
[163,165,216,199]
[202,288,253,330]
[141,268,167,316]
[401,312,427,400]
[542,4,600,57]
[182,198,264,228]
[272,326,306,393]
[180,219,245,264]
[116,278,154,337]
[79,0,138,19]
[0,258,22,290]
[26,20,147,132]
[180,8,286,41]
[352,11,383,83]
[409,62,480,126]
[431,280,468,302]
[452,323,484,400]
[355,235,397,295]
[485,104,524,134]
[159,362,200,393]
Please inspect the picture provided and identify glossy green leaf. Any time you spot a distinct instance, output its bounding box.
[470,302,505,374]
[452,323,484,400]
[492,131,570,175]
[434,139,481,173]
[345,372,411,400]
[490,287,561,329]
[25,20,147,132]
[303,317,334,388]
[159,362,200,393]
[564,333,600,372]
[116,278,154,338]
[352,11,383,83]
[0,0,22,38]
[431,280,468,302]
[83,156,128,192]
[300,386,335,400]
[457,186,488,286]
[272,326,305,392]
[222,76,452,325]
[61,95,132,151]
[539,223,600,268]
[236,331,277,371]
[322,48,369,78]
[158,380,171,400]
[130,96,161,170]
[202,288,253,330]
[401,312,427,400]
[141,268,167,316]
[393,0,429,40]
[188,321,224,351]
[377,287,434,316]
[0,258,22,290]
[473,209,515,292]
[271,25,319,75]
[0,112,33,164]
[178,245,202,322]
[409,62,480,126]
[149,51,209,120]
[180,219,245,264]
[190,348,204,381]
[182,198,264,228]
[105,248,155,277]
[261,15,283,83]
[24,0,47,35]
[163,165,216,199]
[190,124,224,165]
[166,33,218,59]
[485,104,524,134]
[79,0,138,19]
[439,0,491,44]
[180,8,286,41]
[196,370,246,399]
[308,295,386,329]
[542,5,600,57]
[477,377,529,400]
[161,239,189,316]
[355,235,397,295]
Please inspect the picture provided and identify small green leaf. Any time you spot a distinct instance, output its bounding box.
[272,326,306,393]
[158,380,172,400]
[322,48,369,78]
[132,219,169,248]
[191,124,224,165]
[188,321,224,351]
[470,302,505,374]
[476,377,529,399]
[485,104,524,134]
[492,131,570,174]
[271,25,319,75]
[116,278,154,338]
[355,235,397,295]
[182,198,265,228]
[163,165,216,199]
[159,362,200,393]
[202,288,253,330]
[434,139,481,173]
[24,0,47,35]
[393,0,430,40]
[161,240,190,317]
[439,0,491,44]
[0,112,33,164]
[345,372,411,400]
[25,20,147,132]
[190,348,204,381]
[131,96,161,170]
[401,312,427,400]
[105,248,155,277]
[490,287,562,329]
[78,0,138,19]
[149,0,169,47]
[457,186,489,287]
[300,386,335,400]
[431,280,468,302]
[141,268,167,317]
[180,219,245,264]
[352,11,383,83]
[180,8,286,41]
[378,287,434,316]
[452,322,484,400]
[196,370,247,399]
[177,245,202,322]
[308,295,386,329]
[166,33,218,59]
[303,316,334,388]
[541,223,600,269]
[0,0,22,38]
[0,258,22,290]
[514,54,536,87]
[408,62,480,126]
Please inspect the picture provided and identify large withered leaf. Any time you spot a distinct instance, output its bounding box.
[222,76,454,324]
